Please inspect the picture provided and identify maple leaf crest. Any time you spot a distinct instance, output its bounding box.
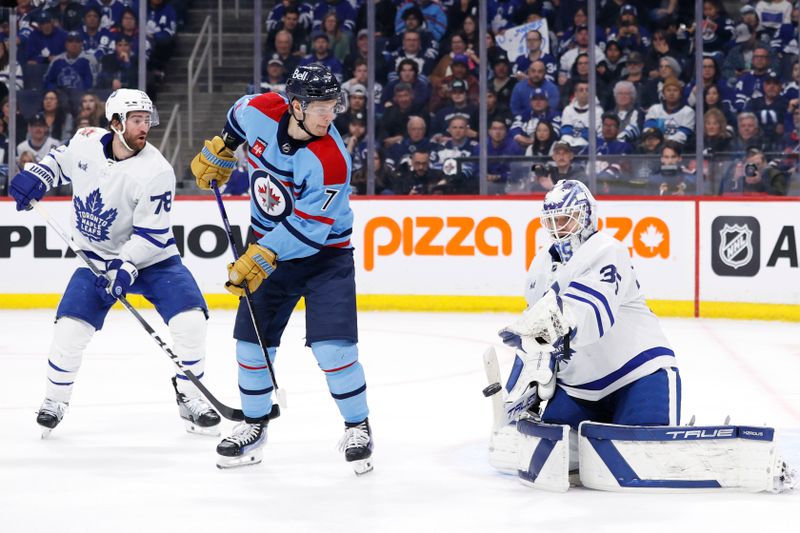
[257,182,281,209]
[73,189,118,242]
[639,224,664,252]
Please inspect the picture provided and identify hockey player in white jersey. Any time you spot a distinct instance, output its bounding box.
[9,89,221,437]
[494,180,679,467]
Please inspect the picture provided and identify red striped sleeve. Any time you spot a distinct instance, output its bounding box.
[248,92,288,122]
[307,135,348,186]
[295,208,334,225]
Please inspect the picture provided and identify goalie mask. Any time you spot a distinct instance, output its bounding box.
[540,180,597,261]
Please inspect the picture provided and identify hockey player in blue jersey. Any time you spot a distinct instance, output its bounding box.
[491,180,680,473]
[191,63,373,474]
[8,89,221,438]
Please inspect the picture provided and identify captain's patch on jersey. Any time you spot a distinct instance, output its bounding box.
[251,170,292,221]
[73,188,118,242]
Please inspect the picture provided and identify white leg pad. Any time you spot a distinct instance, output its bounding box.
[516,419,571,492]
[579,422,796,493]
[168,309,207,396]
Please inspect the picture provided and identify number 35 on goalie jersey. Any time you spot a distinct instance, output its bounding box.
[524,231,676,401]
[224,92,354,261]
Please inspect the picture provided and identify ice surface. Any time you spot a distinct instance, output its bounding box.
[0,310,797,532]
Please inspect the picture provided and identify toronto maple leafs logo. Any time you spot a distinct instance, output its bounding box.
[550,329,577,366]
[73,189,118,242]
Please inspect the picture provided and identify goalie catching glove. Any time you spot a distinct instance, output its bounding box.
[225,244,277,296]
[191,136,237,190]
[501,290,574,347]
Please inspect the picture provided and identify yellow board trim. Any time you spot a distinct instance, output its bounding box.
[0,294,797,321]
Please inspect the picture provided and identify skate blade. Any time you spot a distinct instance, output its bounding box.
[216,449,263,469]
[351,458,374,476]
[184,420,221,437]
[40,428,53,439]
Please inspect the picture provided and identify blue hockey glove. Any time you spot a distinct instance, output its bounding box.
[95,259,138,305]
[9,170,47,211]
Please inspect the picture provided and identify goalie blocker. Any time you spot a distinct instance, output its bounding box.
[495,419,796,493]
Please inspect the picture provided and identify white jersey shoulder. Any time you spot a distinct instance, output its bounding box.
[525,232,676,401]
[27,128,178,269]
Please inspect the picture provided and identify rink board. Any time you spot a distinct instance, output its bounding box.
[0,197,797,319]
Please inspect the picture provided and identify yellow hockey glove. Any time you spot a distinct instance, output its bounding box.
[191,136,237,190]
[225,244,277,297]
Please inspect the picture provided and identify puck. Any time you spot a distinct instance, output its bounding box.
[482,383,502,397]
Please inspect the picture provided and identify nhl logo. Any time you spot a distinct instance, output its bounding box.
[718,224,753,269]
[711,216,760,277]
[281,142,291,153]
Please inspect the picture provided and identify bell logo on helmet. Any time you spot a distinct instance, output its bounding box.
[292,70,309,81]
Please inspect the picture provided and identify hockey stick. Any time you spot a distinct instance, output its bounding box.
[210,181,287,410]
[31,200,262,423]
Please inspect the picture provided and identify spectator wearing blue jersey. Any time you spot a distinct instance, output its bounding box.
[387,7,439,67]
[97,36,137,89]
[732,44,776,111]
[80,6,114,63]
[435,116,480,193]
[395,0,447,41]
[509,60,560,117]
[512,30,557,83]
[312,0,357,34]
[266,5,308,56]
[385,115,441,173]
[605,4,651,55]
[87,0,128,30]
[43,31,94,92]
[25,11,68,64]
[385,29,435,81]
[146,0,177,74]
[510,88,561,149]
[747,71,789,141]
[266,1,314,35]
[299,33,344,83]
[694,0,734,53]
[113,8,149,61]
[487,118,524,192]
[593,113,633,155]
[382,59,431,112]
[429,79,478,141]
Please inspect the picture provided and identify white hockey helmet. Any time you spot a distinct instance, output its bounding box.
[540,180,598,261]
[105,89,159,130]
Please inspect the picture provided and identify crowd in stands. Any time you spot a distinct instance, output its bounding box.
[1,0,186,193]
[255,0,799,196]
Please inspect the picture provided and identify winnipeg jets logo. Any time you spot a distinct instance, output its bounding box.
[250,170,292,221]
[719,224,753,270]
[250,139,267,157]
[78,161,88,171]
[73,189,118,242]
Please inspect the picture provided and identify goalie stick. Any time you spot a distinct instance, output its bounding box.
[32,200,280,423]
[210,181,287,410]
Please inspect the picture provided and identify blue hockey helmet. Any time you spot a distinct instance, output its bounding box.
[540,180,598,261]
[285,64,347,114]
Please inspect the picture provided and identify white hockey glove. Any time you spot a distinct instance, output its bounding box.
[513,343,556,401]
[501,290,574,348]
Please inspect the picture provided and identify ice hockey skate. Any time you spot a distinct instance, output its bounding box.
[36,398,68,438]
[216,420,268,469]
[339,419,373,475]
[172,377,221,436]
